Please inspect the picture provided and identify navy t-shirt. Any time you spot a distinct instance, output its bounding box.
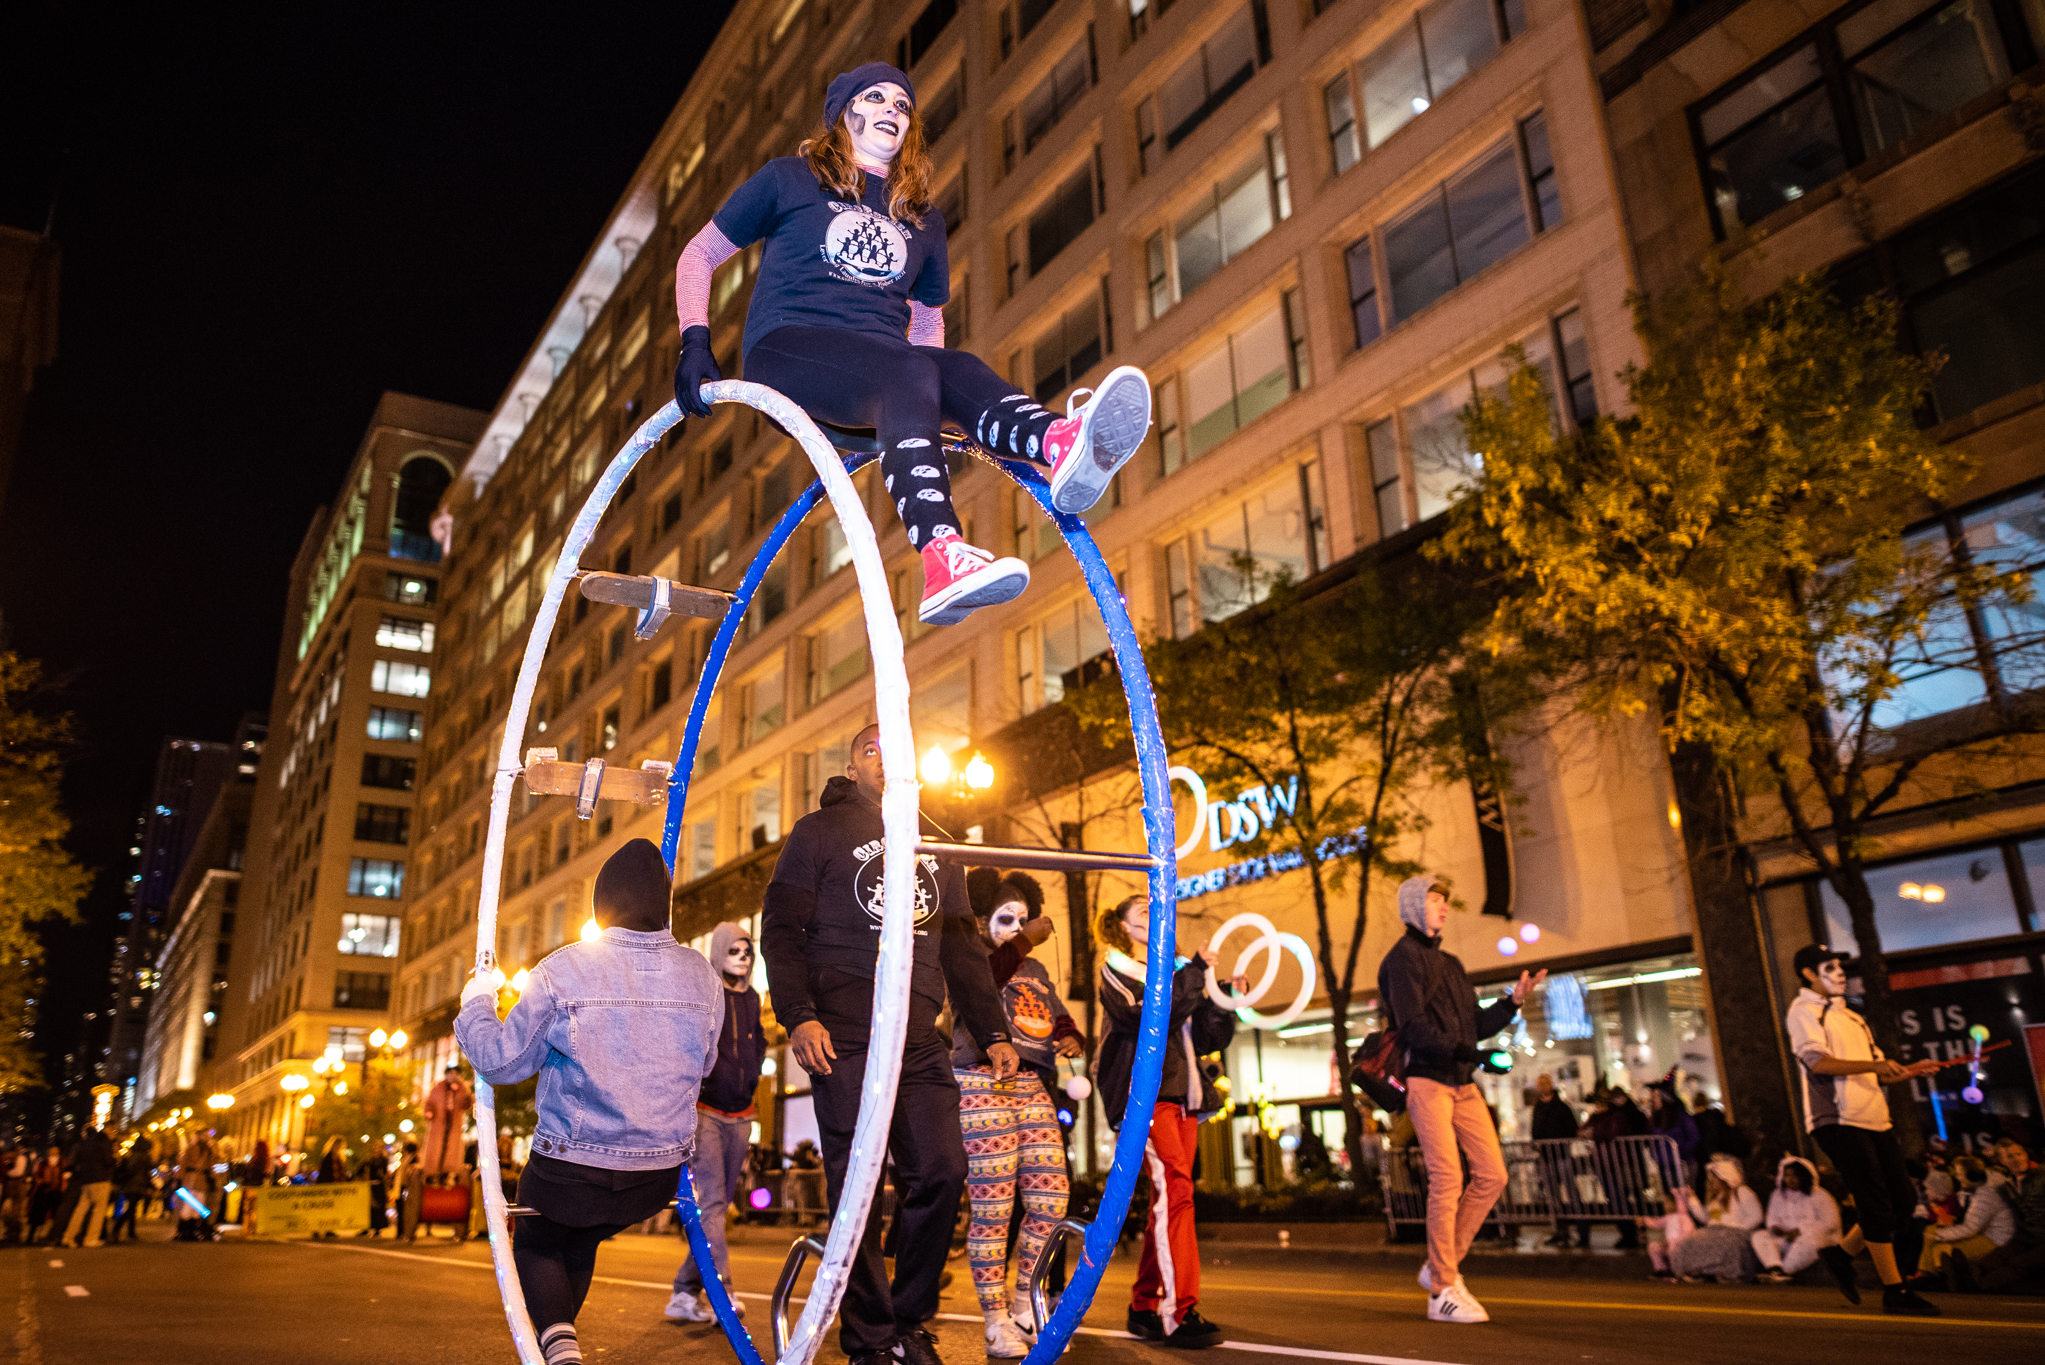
[712,157,950,360]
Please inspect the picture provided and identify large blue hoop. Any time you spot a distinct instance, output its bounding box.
[656,435,1178,1365]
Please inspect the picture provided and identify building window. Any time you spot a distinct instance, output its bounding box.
[924,67,965,145]
[1554,307,1596,426]
[1176,302,1296,466]
[1172,469,1320,627]
[346,858,405,899]
[937,179,967,238]
[1154,376,1186,476]
[1282,286,1311,392]
[898,0,958,68]
[371,660,431,698]
[1832,162,2045,423]
[1364,131,1540,328]
[747,559,789,637]
[366,706,422,742]
[1166,540,1195,638]
[650,659,672,712]
[1014,490,1063,563]
[354,803,411,844]
[661,492,682,532]
[1023,157,1101,282]
[1519,110,1561,231]
[1030,598,1112,709]
[1032,295,1105,401]
[337,912,402,958]
[601,703,620,752]
[912,665,972,758]
[739,779,782,851]
[687,816,717,880]
[1366,418,1405,537]
[1355,0,1515,153]
[1146,137,1289,319]
[376,616,434,652]
[1697,0,2035,238]
[608,625,627,666]
[360,753,417,791]
[1018,33,1094,166]
[390,457,451,563]
[1142,5,1260,158]
[333,971,391,1011]
[383,573,436,606]
[745,665,786,746]
[1818,845,2029,955]
[1325,75,1360,174]
[808,612,868,704]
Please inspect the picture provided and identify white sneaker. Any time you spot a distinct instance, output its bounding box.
[1010,1302,1037,1342]
[1417,1264,1433,1292]
[985,1315,1032,1358]
[664,1291,715,1323]
[1043,365,1152,515]
[1426,1282,1490,1323]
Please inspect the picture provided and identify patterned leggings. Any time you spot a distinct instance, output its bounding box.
[956,1065,1069,1317]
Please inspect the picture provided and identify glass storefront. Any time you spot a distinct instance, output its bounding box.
[1208,949,1727,1186]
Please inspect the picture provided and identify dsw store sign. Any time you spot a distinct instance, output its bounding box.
[1168,765,1366,902]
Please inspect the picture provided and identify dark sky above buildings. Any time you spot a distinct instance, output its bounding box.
[0,3,734,1104]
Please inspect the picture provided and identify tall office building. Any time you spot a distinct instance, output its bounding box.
[401,0,1722,1179]
[1591,0,2045,1154]
[103,735,239,1119]
[214,392,484,1157]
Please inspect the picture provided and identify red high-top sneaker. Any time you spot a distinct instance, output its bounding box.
[919,534,1031,625]
[1043,365,1152,514]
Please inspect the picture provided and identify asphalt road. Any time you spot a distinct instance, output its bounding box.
[9,1218,2042,1365]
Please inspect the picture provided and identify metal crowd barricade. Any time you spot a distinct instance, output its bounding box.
[1375,1134,1685,1235]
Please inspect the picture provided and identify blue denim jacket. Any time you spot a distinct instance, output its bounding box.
[455,926,723,1171]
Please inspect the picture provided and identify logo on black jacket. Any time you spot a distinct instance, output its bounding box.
[852,839,940,930]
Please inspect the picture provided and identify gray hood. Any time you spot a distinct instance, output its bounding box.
[710,920,752,974]
[1397,874,1439,933]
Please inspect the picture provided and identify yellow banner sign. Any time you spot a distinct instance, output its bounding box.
[250,1181,371,1237]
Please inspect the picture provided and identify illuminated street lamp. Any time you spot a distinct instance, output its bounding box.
[964,753,995,790]
[206,1093,235,1111]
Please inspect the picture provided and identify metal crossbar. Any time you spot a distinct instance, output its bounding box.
[1372,1134,1686,1231]
[913,840,1158,873]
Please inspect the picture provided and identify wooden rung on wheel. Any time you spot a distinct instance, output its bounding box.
[577,570,733,640]
[523,748,673,818]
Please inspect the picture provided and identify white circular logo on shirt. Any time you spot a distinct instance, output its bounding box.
[821,202,909,288]
[853,839,940,929]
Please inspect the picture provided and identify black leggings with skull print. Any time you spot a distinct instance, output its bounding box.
[743,326,1058,549]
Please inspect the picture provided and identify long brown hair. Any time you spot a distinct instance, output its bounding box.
[799,104,933,228]
[1094,894,1142,957]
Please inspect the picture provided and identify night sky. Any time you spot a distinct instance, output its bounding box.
[1,3,733,1116]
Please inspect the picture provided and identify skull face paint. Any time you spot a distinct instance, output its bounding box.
[844,83,912,170]
[988,898,1031,946]
[724,936,755,981]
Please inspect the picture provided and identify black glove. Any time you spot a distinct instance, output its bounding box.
[674,325,720,418]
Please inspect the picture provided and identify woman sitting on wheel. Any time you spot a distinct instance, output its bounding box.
[672,61,1151,626]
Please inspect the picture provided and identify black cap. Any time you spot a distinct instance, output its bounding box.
[1793,943,1847,981]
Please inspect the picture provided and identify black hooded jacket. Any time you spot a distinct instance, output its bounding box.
[762,776,1008,1052]
[1377,924,1518,1087]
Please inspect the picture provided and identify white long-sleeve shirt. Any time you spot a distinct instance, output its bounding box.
[1762,1185,1842,1248]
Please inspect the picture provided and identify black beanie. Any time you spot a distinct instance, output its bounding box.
[592,838,672,933]
[824,62,915,131]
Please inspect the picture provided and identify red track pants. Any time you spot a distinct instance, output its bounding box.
[1131,1101,1201,1327]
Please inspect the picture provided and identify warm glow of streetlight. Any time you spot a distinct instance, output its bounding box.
[581,918,601,942]
[312,1057,331,1075]
[510,968,531,992]
[964,753,995,790]
[332,1081,348,1096]
[369,1029,388,1048]
[390,1030,408,1049]
[921,744,952,785]
[207,1093,234,1110]
[298,1094,315,1110]
[281,1075,309,1092]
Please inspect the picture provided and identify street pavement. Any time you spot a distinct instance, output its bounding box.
[8,1217,2042,1365]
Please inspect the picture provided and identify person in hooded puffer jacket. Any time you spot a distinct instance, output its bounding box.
[1377,874,1543,1324]
[1753,1155,1842,1282]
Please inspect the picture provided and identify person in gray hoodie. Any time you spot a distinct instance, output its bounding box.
[665,919,769,1324]
[1377,873,1542,1325]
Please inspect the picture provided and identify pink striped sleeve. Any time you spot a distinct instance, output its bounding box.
[907,299,945,347]
[674,221,740,333]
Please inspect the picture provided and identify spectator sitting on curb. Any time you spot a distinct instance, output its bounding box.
[1753,1156,1840,1284]
[1907,1155,2013,1290]
[1947,1137,2045,1294]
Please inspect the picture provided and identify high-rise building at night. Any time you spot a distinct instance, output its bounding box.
[399,0,1727,1174]
[1590,0,2045,1157]
[103,734,239,1119]
[213,392,484,1157]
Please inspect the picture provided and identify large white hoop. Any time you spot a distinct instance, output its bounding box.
[464,389,918,1365]
[1203,911,1316,1030]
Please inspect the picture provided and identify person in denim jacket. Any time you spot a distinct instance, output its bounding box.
[458,838,722,1365]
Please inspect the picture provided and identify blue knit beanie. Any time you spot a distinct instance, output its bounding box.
[824,62,915,131]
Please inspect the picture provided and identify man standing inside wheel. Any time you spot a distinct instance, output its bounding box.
[763,722,1015,1365]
